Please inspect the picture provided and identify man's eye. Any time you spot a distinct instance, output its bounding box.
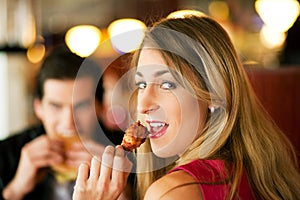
[49,103,61,110]
[161,81,176,89]
[136,82,146,89]
[75,102,91,110]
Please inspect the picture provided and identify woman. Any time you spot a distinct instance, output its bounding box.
[73,14,300,200]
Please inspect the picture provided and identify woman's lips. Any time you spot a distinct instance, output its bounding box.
[146,120,169,139]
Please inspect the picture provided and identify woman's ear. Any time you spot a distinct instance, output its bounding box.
[208,104,220,114]
[33,98,43,120]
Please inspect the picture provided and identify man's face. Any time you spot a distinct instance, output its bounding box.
[34,77,98,139]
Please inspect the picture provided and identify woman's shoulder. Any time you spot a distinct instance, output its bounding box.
[169,159,228,182]
[144,169,203,200]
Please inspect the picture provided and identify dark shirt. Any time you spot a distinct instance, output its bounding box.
[0,125,60,200]
[0,123,125,200]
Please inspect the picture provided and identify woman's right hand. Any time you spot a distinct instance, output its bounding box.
[72,145,133,200]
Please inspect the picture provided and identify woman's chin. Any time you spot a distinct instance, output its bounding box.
[152,146,180,158]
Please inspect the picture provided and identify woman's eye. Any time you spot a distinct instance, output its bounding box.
[136,82,147,89]
[161,81,176,89]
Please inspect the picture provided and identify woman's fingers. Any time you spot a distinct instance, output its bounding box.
[73,163,90,199]
[111,147,129,189]
[73,146,132,200]
[99,146,115,183]
[89,157,101,182]
[75,163,90,190]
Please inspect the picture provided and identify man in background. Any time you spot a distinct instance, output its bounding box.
[0,45,124,199]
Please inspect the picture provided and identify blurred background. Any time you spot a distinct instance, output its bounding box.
[1,0,300,139]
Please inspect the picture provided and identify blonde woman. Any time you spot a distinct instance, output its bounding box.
[73,14,300,200]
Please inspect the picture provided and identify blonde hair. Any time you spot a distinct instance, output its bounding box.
[132,15,300,199]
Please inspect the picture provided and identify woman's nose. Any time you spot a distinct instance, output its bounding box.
[137,84,159,115]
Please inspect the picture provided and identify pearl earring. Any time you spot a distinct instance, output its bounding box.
[210,107,215,113]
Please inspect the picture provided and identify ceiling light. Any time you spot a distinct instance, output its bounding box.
[65,25,101,57]
[255,0,300,32]
[108,18,146,53]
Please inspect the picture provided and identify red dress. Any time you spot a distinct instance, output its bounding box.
[169,159,256,200]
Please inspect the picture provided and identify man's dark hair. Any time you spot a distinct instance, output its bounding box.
[35,45,104,102]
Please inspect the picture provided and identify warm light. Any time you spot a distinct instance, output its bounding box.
[255,0,300,32]
[27,43,45,63]
[0,0,36,48]
[260,25,286,49]
[65,25,101,57]
[167,9,205,19]
[208,1,230,21]
[0,53,9,140]
[108,18,146,53]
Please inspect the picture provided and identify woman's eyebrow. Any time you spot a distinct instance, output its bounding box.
[135,70,170,78]
[154,70,170,77]
[135,71,143,77]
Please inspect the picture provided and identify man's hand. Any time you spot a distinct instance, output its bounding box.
[2,135,64,200]
[64,139,106,170]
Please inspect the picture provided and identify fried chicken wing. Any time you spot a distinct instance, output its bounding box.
[121,121,149,151]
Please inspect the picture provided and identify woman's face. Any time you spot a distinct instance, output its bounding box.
[135,49,207,157]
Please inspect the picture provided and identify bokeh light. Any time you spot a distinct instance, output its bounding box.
[65,25,102,57]
[108,18,146,53]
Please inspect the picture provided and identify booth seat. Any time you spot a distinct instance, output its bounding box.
[245,66,300,166]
